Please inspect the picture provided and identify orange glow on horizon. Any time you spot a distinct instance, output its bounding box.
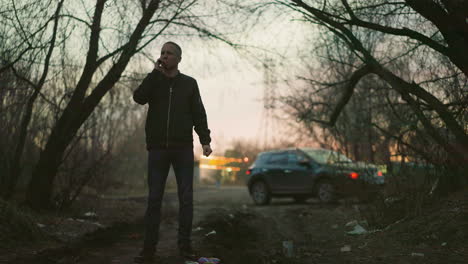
[199,155,244,166]
[199,164,241,171]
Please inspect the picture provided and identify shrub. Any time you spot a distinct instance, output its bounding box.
[0,199,44,248]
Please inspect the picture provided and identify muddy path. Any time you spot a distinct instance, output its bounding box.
[8,186,466,264]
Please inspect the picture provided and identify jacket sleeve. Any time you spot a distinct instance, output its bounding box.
[191,79,211,145]
[133,70,159,105]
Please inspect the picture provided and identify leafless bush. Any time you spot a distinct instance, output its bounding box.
[359,164,448,229]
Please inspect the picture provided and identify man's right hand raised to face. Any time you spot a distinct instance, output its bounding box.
[155,58,166,75]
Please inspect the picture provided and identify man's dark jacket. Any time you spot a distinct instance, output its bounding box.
[133,69,211,149]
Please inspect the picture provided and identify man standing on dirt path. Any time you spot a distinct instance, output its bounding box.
[133,41,212,263]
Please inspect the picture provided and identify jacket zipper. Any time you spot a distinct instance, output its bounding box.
[166,85,173,148]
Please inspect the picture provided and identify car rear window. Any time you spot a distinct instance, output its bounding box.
[266,152,288,165]
[254,153,268,166]
[303,149,352,164]
[287,152,298,166]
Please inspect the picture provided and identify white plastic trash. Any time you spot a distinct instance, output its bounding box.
[84,211,97,217]
[345,220,358,227]
[340,245,351,252]
[347,224,367,235]
[205,230,217,237]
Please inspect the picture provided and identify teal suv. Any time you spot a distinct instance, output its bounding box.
[246,148,385,205]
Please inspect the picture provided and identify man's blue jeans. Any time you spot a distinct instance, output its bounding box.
[144,147,194,248]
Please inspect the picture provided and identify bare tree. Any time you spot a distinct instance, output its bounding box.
[252,1,467,175]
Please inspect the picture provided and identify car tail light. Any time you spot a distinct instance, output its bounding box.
[246,169,252,175]
[349,172,359,179]
[377,171,383,177]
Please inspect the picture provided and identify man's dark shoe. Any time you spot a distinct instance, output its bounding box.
[178,243,197,260]
[134,247,156,263]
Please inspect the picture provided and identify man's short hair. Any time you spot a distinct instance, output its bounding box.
[165,41,182,58]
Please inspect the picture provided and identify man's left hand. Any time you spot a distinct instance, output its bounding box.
[202,145,212,157]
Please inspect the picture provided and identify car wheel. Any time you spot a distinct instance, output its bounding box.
[250,181,271,205]
[316,181,336,203]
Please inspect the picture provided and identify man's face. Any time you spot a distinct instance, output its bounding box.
[159,43,181,70]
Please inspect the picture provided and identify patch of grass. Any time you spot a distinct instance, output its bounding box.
[0,199,45,248]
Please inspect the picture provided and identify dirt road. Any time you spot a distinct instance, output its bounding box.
[11,185,466,264]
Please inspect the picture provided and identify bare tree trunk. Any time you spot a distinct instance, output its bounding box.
[26,133,66,208]
[6,89,38,200]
